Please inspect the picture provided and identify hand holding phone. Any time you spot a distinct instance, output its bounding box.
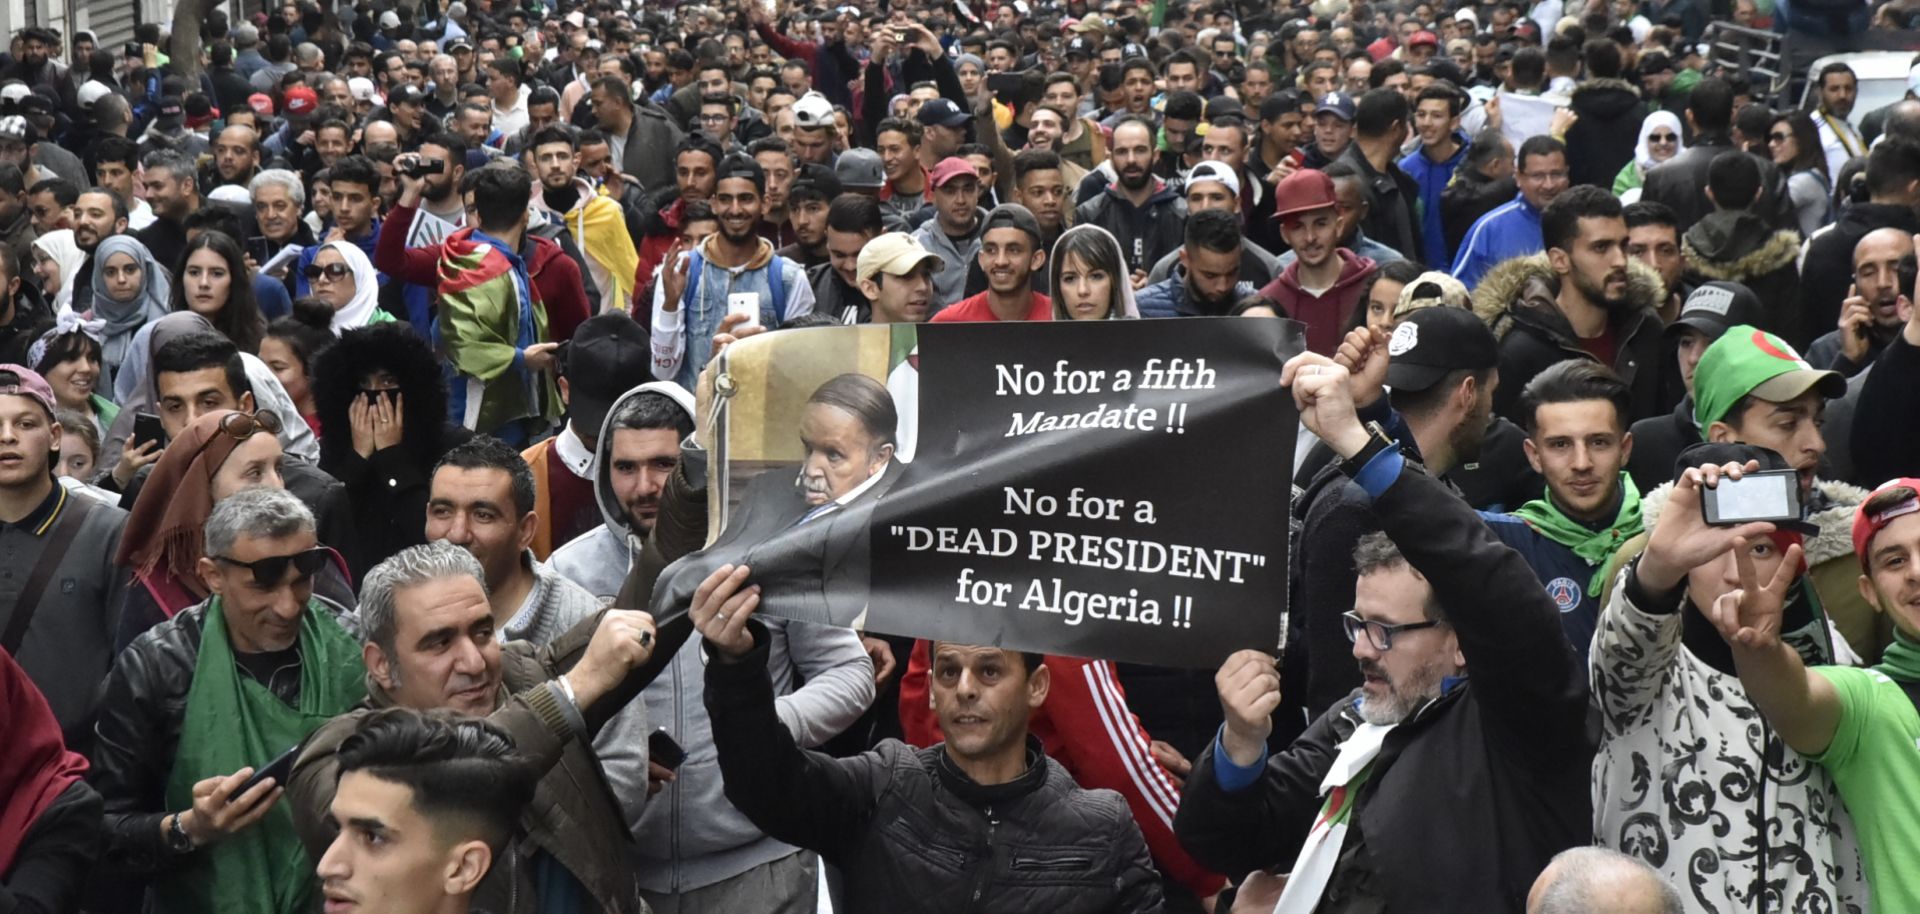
[648,728,688,771]
[234,744,302,798]
[132,412,167,451]
[1700,469,1802,528]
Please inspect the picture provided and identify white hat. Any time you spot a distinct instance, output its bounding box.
[1186,160,1241,198]
[208,185,253,206]
[0,84,28,106]
[792,92,834,129]
[377,10,401,29]
[1455,7,1478,23]
[348,77,379,102]
[77,80,111,109]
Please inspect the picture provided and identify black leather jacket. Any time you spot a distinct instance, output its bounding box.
[87,597,357,879]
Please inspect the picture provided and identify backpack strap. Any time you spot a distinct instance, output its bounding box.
[684,249,705,307]
[768,255,787,325]
[3,492,95,655]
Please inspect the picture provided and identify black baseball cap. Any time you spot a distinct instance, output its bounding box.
[1383,306,1499,392]
[982,203,1042,245]
[562,312,654,437]
[787,162,843,204]
[715,153,765,192]
[388,83,429,107]
[916,98,971,128]
[1665,281,1765,341]
[1065,36,1095,58]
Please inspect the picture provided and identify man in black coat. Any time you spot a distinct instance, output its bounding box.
[1177,353,1591,914]
[1797,137,1920,351]
[1562,41,1644,191]
[1642,77,1795,234]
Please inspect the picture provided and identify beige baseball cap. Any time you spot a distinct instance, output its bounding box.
[856,232,944,285]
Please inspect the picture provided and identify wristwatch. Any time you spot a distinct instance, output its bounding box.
[165,812,195,853]
[1336,421,1397,479]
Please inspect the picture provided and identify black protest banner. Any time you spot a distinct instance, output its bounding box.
[865,317,1300,669]
[648,318,1300,670]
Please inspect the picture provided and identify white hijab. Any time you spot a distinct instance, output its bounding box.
[30,229,83,314]
[320,241,383,335]
[1634,111,1687,172]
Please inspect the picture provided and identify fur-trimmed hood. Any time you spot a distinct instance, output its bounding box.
[1681,210,1802,282]
[1640,476,1870,568]
[1469,252,1665,341]
[1568,77,1642,117]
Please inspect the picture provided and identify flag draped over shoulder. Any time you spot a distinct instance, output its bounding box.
[434,227,560,434]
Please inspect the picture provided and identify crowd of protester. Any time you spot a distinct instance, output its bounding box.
[2,0,1920,911]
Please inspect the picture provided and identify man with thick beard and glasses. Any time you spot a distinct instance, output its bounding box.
[649,154,814,391]
[1475,185,1666,424]
[1176,351,1590,914]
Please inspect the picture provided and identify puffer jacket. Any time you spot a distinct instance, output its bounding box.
[1588,485,1869,914]
[1471,253,1668,423]
[705,624,1166,914]
[1680,210,1803,343]
[1564,79,1646,190]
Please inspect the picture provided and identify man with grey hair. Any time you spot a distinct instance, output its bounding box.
[1527,847,1684,914]
[232,24,270,79]
[289,541,663,914]
[91,487,367,910]
[295,42,326,74]
[250,168,316,260]
[134,150,202,269]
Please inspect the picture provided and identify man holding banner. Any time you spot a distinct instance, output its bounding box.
[1174,353,1592,913]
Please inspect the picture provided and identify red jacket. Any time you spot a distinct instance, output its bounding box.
[375,203,592,342]
[900,643,1224,900]
[1256,247,1377,356]
[631,197,690,312]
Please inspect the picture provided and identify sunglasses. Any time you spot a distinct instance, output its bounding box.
[1768,131,1793,143]
[303,262,352,281]
[220,408,283,441]
[1648,133,1677,143]
[214,546,331,587]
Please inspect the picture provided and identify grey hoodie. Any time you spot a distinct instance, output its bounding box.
[547,381,875,892]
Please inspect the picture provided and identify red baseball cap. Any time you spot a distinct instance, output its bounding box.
[247,92,275,116]
[1409,30,1440,47]
[1853,478,1920,572]
[928,156,980,189]
[1273,168,1338,221]
[283,85,319,117]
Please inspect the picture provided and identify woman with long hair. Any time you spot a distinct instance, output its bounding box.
[261,298,337,435]
[305,240,393,335]
[1768,110,1833,236]
[86,235,171,385]
[172,231,267,354]
[1613,111,1686,203]
[27,314,116,436]
[313,322,470,577]
[1048,225,1138,320]
[28,229,82,313]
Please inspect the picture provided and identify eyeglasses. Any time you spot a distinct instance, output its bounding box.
[219,408,283,442]
[1341,611,1443,651]
[1768,131,1793,143]
[303,262,352,281]
[698,112,732,124]
[1520,169,1568,182]
[1647,133,1677,144]
[214,546,332,588]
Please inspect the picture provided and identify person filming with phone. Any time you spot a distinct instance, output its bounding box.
[91,487,367,914]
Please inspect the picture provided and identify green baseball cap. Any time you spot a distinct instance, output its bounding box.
[1692,325,1846,431]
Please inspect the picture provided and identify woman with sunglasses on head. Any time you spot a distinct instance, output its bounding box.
[86,236,172,388]
[173,232,268,355]
[1613,111,1686,204]
[304,240,394,336]
[111,408,356,651]
[312,322,471,578]
[1768,111,1833,237]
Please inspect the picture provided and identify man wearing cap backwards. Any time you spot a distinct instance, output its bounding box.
[1695,473,1920,912]
[856,231,942,324]
[776,163,839,269]
[1805,227,1913,376]
[1180,347,1590,914]
[1626,282,1768,494]
[1585,443,1868,913]
[1145,161,1280,287]
[909,157,989,309]
[1479,360,1642,658]
[931,203,1049,322]
[0,363,129,747]
[1258,169,1377,356]
[1472,185,1666,424]
[1074,117,1186,288]
[1653,326,1882,667]
[653,154,815,390]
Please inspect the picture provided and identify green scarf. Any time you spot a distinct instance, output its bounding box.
[155,598,366,914]
[1511,473,1645,597]
[1876,630,1920,683]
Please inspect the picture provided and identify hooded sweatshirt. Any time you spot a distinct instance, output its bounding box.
[547,382,875,892]
[1681,211,1804,344]
[1256,247,1377,355]
[1564,78,1646,190]
[647,235,815,390]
